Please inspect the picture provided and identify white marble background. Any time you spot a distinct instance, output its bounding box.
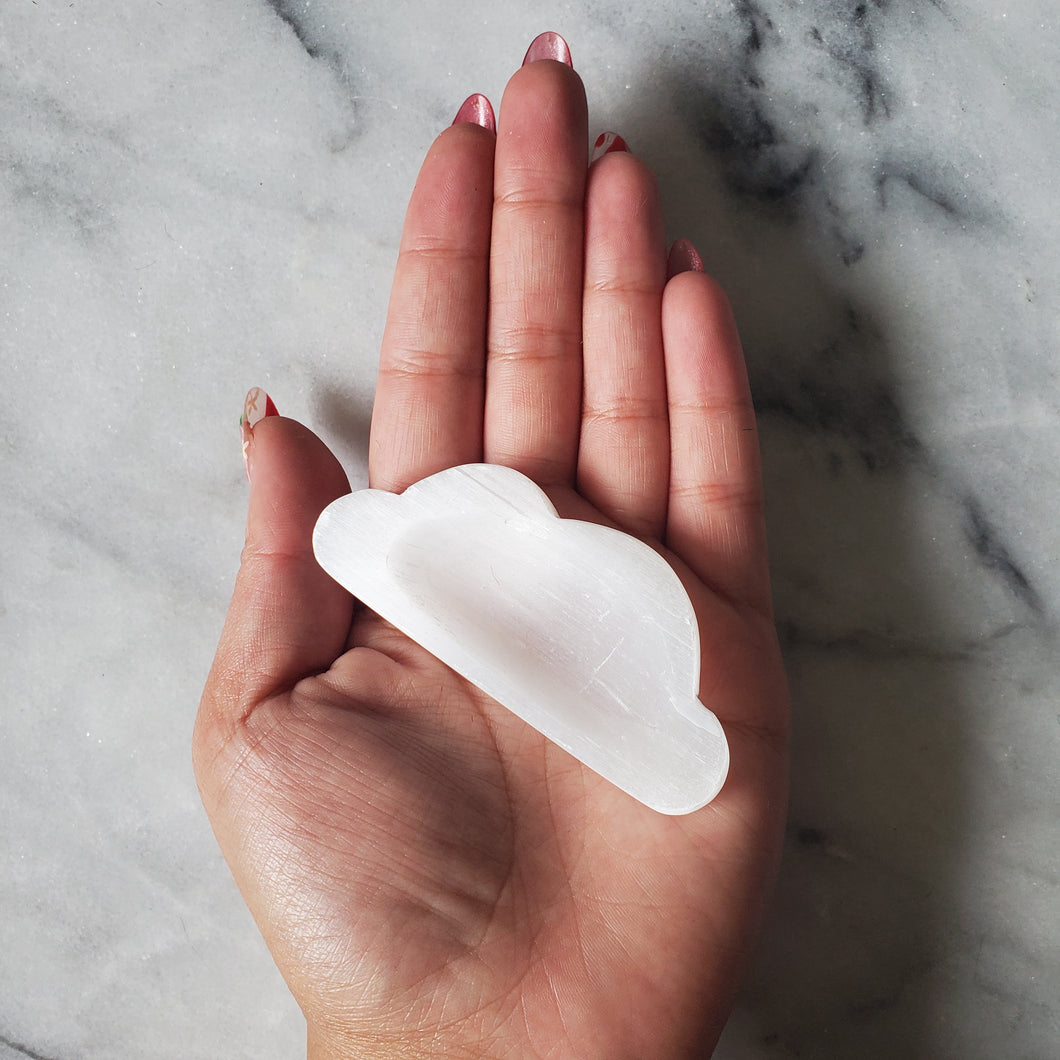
[2,0,1057,1056]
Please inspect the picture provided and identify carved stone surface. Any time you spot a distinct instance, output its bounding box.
[314,464,729,814]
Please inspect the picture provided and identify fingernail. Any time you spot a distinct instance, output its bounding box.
[240,387,278,481]
[667,238,705,279]
[452,93,496,133]
[522,31,573,68]
[591,131,630,162]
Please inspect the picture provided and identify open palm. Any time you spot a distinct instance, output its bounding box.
[195,42,789,1059]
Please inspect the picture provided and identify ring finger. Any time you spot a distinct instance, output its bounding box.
[577,140,669,539]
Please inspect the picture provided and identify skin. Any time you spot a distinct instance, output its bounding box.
[195,56,790,1060]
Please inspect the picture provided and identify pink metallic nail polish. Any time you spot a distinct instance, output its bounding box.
[522,31,573,67]
[591,131,630,162]
[667,238,706,279]
[452,93,496,133]
[240,387,278,481]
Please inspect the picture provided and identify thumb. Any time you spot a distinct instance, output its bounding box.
[196,388,354,761]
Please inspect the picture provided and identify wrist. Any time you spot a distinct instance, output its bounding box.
[307,1025,483,1060]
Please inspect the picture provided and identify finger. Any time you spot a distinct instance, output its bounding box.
[485,43,588,485]
[662,263,773,616]
[578,142,669,539]
[196,391,353,751]
[369,99,496,493]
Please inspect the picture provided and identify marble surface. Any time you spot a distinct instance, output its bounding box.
[2,1,1057,1057]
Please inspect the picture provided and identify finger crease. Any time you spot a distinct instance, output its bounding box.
[380,350,483,381]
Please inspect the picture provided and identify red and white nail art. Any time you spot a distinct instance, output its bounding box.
[240,387,278,480]
[591,131,630,162]
[242,387,278,430]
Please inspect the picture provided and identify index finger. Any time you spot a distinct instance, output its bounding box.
[369,106,496,493]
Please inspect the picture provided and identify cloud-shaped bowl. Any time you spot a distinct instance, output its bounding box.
[313,464,728,814]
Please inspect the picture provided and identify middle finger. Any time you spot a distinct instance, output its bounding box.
[485,38,588,486]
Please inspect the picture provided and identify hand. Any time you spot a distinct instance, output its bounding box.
[195,36,789,1059]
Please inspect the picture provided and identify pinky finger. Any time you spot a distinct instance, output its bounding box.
[662,254,773,617]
